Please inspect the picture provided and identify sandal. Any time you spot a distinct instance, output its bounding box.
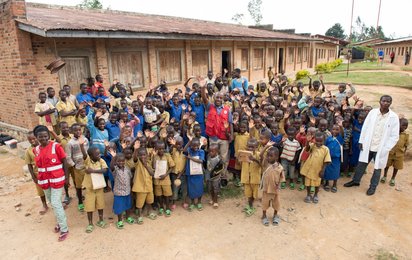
[85,224,94,233]
[77,204,85,212]
[380,177,387,183]
[182,203,189,209]
[197,203,203,211]
[171,204,176,211]
[137,216,144,224]
[63,196,71,206]
[116,221,124,229]
[58,231,69,242]
[213,203,219,209]
[390,179,395,186]
[297,177,302,184]
[165,209,172,217]
[347,172,352,177]
[304,196,312,203]
[281,182,286,189]
[298,184,305,191]
[148,212,157,220]
[188,204,195,212]
[54,224,60,233]
[158,208,164,216]
[262,217,269,226]
[331,186,338,193]
[323,185,330,192]
[313,196,319,204]
[96,220,107,228]
[126,217,135,224]
[243,205,250,212]
[289,183,295,190]
[245,207,256,217]
[310,186,315,194]
[272,215,280,225]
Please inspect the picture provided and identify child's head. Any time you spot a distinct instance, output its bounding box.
[155,141,165,156]
[120,99,127,109]
[358,112,366,124]
[132,100,139,113]
[119,88,126,99]
[312,80,320,90]
[190,138,200,151]
[97,118,105,131]
[174,136,184,151]
[266,147,279,164]
[260,130,272,146]
[342,118,351,128]
[138,135,147,148]
[59,121,69,136]
[38,92,47,103]
[266,105,275,117]
[63,85,72,95]
[313,96,322,108]
[338,83,346,93]
[27,131,39,147]
[71,123,82,138]
[33,125,50,146]
[247,138,258,152]
[194,95,201,106]
[172,94,179,106]
[193,124,201,138]
[157,103,165,113]
[259,82,267,92]
[331,124,340,137]
[239,121,247,134]
[109,112,118,124]
[286,127,297,140]
[87,146,101,162]
[318,119,328,132]
[58,90,67,102]
[314,132,325,147]
[46,87,55,98]
[115,153,126,168]
[137,147,148,161]
[293,117,302,129]
[253,115,262,128]
[80,83,88,94]
[98,87,105,97]
[274,110,283,122]
[270,122,279,135]
[207,70,213,80]
[222,77,228,86]
[145,97,153,109]
[209,143,219,158]
[123,147,133,160]
[119,111,128,122]
[400,118,409,133]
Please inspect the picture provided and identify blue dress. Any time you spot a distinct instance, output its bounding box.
[324,135,343,180]
[350,119,363,167]
[185,148,205,199]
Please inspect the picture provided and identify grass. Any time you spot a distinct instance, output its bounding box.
[334,61,394,72]
[220,183,243,199]
[400,66,412,71]
[374,249,399,260]
[322,71,412,87]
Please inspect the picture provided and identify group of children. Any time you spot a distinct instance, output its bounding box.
[27,71,409,229]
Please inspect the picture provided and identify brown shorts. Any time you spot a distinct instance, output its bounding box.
[34,183,45,197]
[135,192,154,208]
[262,192,280,211]
[386,155,404,170]
[154,185,172,197]
[84,188,105,212]
[244,184,259,199]
[74,168,85,189]
[305,178,321,187]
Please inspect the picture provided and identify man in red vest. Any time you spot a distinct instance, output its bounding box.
[201,78,233,177]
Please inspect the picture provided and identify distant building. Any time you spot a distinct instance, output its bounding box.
[373,37,412,66]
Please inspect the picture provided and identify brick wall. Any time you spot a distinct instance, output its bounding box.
[375,41,412,67]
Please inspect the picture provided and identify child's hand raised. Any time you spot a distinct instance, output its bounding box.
[137,95,145,103]
[160,120,168,129]
[281,136,288,143]
[78,136,86,145]
[306,133,313,142]
[284,111,290,119]
[266,140,276,147]
[168,137,176,145]
[309,117,316,125]
[104,140,110,147]
[248,119,255,129]
[108,147,116,157]
[181,104,187,110]
[144,129,151,137]
[119,120,125,129]
[95,109,102,118]
[134,140,140,150]
[202,138,208,146]
[46,123,54,133]
[299,125,305,134]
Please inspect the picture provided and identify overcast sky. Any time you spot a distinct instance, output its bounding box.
[27,0,410,38]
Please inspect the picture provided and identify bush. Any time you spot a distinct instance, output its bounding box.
[295,70,310,80]
[315,59,343,74]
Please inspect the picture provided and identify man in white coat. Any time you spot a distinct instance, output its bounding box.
[344,95,399,195]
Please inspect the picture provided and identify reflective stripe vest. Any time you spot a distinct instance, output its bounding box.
[205,104,230,140]
[34,142,66,189]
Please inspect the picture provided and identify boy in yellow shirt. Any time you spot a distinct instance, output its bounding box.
[169,136,187,209]
[56,90,77,127]
[233,121,249,186]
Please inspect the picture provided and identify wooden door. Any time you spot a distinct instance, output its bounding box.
[192,50,209,77]
[111,51,144,88]
[58,56,90,89]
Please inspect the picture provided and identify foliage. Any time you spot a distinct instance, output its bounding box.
[350,16,388,42]
[315,59,343,74]
[295,70,310,80]
[325,23,346,40]
[231,13,244,25]
[78,0,103,9]
[247,0,263,25]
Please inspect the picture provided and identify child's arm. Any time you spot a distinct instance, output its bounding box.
[318,162,329,178]
[35,108,56,116]
[260,141,275,165]
[186,155,203,164]
[108,149,117,172]
[27,163,38,184]
[86,167,107,174]
[141,159,154,176]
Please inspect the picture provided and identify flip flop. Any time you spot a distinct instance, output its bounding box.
[188,204,195,212]
[310,186,315,194]
[289,183,295,190]
[298,184,305,191]
[58,231,69,242]
[331,186,338,193]
[137,216,144,225]
[297,177,302,184]
[312,196,319,204]
[77,204,85,212]
[165,209,172,217]
[245,207,256,217]
[85,224,94,233]
[158,208,164,216]
[148,212,157,220]
[116,221,124,229]
[272,215,280,225]
[262,217,269,226]
[304,196,312,203]
[323,185,330,192]
[390,179,395,186]
[96,220,107,228]
[380,177,387,183]
[243,205,250,212]
[347,172,352,177]
[126,217,135,224]
[281,182,286,189]
[171,204,176,211]
[197,203,203,211]
[182,203,189,209]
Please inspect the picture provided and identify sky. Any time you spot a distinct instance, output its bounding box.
[27,0,411,38]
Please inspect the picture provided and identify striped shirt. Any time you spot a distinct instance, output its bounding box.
[280,139,301,161]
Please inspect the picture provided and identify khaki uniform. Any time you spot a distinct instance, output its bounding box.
[83,157,107,212]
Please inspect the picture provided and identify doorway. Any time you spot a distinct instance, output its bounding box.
[278,48,284,73]
[222,51,231,76]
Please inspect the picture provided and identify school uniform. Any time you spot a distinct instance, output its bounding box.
[260,162,285,211]
[300,144,331,187]
[240,151,261,199]
[152,154,175,197]
[324,136,343,181]
[171,148,187,201]
[132,160,154,208]
[280,139,301,179]
[83,157,107,212]
[112,166,133,215]
[56,100,76,126]
[234,132,249,170]
[65,136,89,189]
[185,148,205,199]
[24,146,44,196]
[34,102,57,126]
[350,119,363,167]
[386,132,409,170]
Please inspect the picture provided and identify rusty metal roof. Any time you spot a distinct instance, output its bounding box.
[16,3,313,41]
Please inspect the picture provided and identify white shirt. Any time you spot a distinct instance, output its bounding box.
[370,111,389,152]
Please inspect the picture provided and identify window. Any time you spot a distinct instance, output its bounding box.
[158,50,182,83]
[191,49,209,77]
[253,48,263,69]
[401,47,405,55]
[297,47,302,63]
[111,51,144,88]
[303,47,308,62]
[288,47,295,63]
[241,49,249,70]
[267,48,276,67]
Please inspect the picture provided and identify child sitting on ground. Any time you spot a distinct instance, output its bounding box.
[205,144,224,208]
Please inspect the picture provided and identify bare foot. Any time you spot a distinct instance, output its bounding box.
[39,206,48,215]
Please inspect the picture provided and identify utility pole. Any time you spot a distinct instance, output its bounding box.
[347,0,355,77]
[377,0,382,30]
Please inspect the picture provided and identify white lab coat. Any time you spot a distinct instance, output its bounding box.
[358,108,399,169]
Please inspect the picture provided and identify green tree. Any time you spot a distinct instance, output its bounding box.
[78,0,103,9]
[325,23,346,39]
[248,0,263,25]
[231,13,244,25]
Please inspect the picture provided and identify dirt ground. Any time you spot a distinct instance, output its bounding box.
[0,85,411,260]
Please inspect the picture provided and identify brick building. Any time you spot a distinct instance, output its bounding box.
[373,37,412,66]
[0,0,338,139]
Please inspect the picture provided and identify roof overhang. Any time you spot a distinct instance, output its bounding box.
[17,22,317,43]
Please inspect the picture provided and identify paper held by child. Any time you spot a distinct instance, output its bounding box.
[190,156,203,175]
[238,150,253,162]
[155,160,167,179]
[91,173,106,190]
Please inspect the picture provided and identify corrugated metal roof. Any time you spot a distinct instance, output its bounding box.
[16,3,313,41]
[373,36,412,45]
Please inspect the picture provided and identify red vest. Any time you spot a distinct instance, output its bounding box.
[206,104,230,140]
[33,142,66,189]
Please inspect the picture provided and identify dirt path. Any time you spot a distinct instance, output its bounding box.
[0,85,411,260]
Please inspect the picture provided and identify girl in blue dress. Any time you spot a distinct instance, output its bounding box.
[323,124,344,192]
[185,138,205,211]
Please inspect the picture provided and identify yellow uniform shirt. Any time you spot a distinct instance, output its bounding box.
[171,148,186,174]
[56,100,76,126]
[132,160,153,193]
[300,144,331,181]
[34,102,57,126]
[57,134,72,150]
[240,151,261,184]
[234,133,250,158]
[152,153,175,186]
[24,146,38,174]
[82,157,108,189]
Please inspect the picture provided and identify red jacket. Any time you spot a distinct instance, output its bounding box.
[206,104,230,140]
[33,141,66,189]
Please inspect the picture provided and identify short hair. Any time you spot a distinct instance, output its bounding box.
[267,146,279,155]
[261,130,272,139]
[33,125,49,137]
[38,92,46,97]
[71,123,81,130]
[234,68,241,73]
[380,95,392,102]
[46,87,54,92]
